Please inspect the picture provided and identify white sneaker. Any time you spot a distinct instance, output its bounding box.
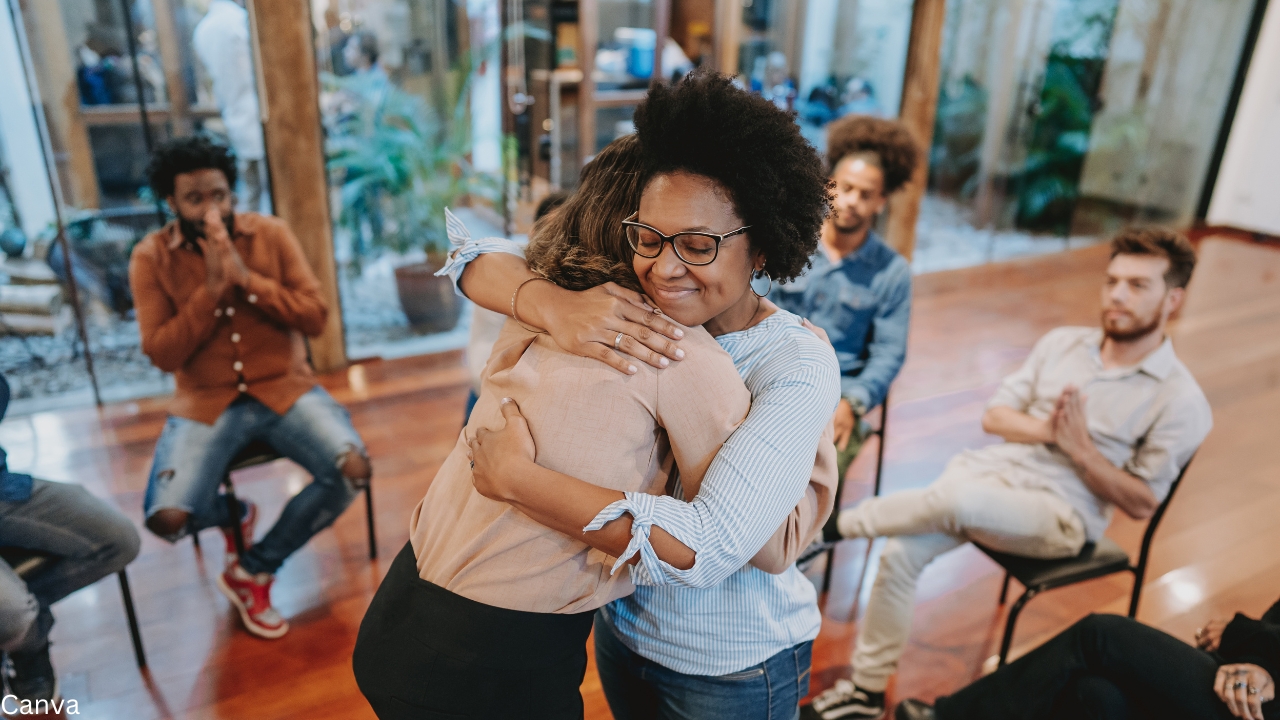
[804,679,886,720]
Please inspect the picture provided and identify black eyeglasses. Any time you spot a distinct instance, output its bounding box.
[622,212,751,266]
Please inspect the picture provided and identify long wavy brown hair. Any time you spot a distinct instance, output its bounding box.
[525,134,644,292]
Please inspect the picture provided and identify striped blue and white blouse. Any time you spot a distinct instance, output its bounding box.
[438,216,842,675]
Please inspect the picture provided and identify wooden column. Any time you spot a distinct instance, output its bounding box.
[713,0,743,75]
[248,0,347,372]
[151,0,192,136]
[886,0,946,261]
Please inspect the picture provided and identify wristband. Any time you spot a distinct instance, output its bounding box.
[511,277,548,333]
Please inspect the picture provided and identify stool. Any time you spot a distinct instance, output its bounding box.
[194,439,377,560]
[0,547,146,668]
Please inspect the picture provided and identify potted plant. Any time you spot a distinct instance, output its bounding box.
[322,54,498,332]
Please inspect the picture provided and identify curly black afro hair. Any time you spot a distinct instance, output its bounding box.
[825,115,920,195]
[146,135,238,200]
[632,70,829,283]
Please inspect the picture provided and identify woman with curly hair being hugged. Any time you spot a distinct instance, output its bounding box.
[451,69,841,719]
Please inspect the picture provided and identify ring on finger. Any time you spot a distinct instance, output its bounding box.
[614,332,626,351]
[1247,686,1259,695]
[1234,681,1249,689]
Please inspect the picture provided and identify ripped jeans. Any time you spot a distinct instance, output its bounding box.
[143,387,364,576]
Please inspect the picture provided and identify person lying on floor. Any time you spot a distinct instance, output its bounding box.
[895,595,1280,720]
[805,227,1213,720]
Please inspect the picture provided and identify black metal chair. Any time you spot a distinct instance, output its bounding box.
[194,439,377,560]
[0,547,146,668]
[819,391,891,592]
[977,455,1196,666]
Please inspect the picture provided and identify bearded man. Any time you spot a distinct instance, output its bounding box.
[770,115,917,490]
[129,136,371,641]
[805,227,1213,720]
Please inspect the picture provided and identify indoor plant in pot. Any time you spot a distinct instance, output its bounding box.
[322,55,497,333]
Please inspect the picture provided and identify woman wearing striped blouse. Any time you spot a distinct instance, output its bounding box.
[455,71,841,719]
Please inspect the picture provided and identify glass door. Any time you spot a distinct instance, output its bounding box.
[313,0,502,360]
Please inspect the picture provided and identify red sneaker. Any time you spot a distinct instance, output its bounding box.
[221,500,258,565]
[216,562,289,639]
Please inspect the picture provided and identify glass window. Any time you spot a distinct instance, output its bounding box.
[314,0,502,360]
[5,0,270,412]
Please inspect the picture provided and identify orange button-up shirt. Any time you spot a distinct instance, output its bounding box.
[128,213,328,425]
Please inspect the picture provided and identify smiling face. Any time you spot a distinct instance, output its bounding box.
[631,172,763,328]
[1101,254,1184,342]
[829,153,887,235]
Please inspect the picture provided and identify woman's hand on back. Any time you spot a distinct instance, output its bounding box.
[468,398,537,503]
[523,281,687,375]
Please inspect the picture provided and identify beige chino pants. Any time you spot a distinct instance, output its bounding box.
[838,454,1087,692]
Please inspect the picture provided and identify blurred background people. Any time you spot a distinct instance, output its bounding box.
[130,137,371,640]
[0,375,140,707]
[805,228,1213,720]
[772,115,917,501]
[193,0,267,214]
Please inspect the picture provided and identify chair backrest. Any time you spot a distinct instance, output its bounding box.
[1135,452,1197,569]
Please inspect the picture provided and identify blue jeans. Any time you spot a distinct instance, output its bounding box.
[143,387,364,575]
[0,479,140,653]
[594,615,812,720]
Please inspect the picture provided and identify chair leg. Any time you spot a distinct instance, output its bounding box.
[191,528,201,554]
[998,572,1011,605]
[222,476,246,558]
[820,547,835,593]
[998,589,1035,667]
[872,433,887,499]
[117,569,146,668]
[1128,568,1144,618]
[364,483,377,560]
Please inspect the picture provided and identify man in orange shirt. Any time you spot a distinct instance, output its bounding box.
[129,137,371,640]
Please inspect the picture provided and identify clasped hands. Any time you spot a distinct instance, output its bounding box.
[200,207,250,297]
[1047,384,1093,461]
[467,398,537,503]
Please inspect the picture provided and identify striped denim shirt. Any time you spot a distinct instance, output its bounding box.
[437,215,843,675]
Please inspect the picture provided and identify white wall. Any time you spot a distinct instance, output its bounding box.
[0,2,58,238]
[1208,0,1280,235]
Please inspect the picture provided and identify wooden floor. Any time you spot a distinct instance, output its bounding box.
[2,236,1276,718]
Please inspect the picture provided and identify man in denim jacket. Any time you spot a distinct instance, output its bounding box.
[771,115,917,490]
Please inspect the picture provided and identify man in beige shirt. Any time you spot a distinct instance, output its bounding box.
[806,228,1213,720]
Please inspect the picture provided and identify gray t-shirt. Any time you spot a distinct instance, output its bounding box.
[973,326,1211,541]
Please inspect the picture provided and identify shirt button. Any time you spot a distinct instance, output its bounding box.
[225,307,236,317]
[233,361,244,371]
[231,333,241,343]
[247,294,258,304]
[237,383,248,392]
[214,308,223,317]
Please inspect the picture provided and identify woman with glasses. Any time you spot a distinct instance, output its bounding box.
[354,122,837,719]
[445,70,839,718]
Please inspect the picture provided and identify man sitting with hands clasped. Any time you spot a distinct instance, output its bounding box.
[805,227,1213,720]
[129,136,371,640]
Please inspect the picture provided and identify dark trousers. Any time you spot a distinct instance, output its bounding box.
[936,614,1256,720]
[353,542,596,719]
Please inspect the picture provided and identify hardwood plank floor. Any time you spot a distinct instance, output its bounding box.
[2,237,1275,718]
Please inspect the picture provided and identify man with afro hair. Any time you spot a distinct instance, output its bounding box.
[772,115,919,507]
[129,136,372,641]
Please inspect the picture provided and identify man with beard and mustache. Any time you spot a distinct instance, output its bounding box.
[771,115,917,500]
[805,228,1212,720]
[129,136,371,640]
